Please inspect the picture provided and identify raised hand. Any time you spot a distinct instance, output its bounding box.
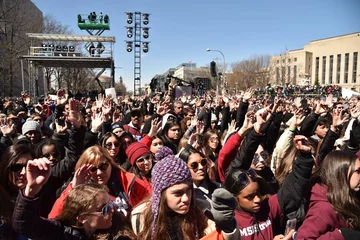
[24,158,52,197]
[102,99,113,121]
[294,97,302,109]
[291,108,306,128]
[0,118,15,137]
[293,135,311,153]
[190,116,198,127]
[331,108,348,130]
[227,120,239,135]
[187,133,198,147]
[95,93,104,110]
[196,120,205,134]
[55,119,68,134]
[21,91,32,106]
[56,89,68,107]
[243,88,254,102]
[148,118,162,138]
[239,111,255,134]
[91,112,104,132]
[72,164,94,187]
[67,98,83,129]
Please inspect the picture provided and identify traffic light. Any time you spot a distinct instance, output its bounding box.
[143,13,149,25]
[126,41,133,52]
[210,61,217,77]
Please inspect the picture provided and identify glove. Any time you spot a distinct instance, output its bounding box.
[340,228,360,240]
[204,188,237,233]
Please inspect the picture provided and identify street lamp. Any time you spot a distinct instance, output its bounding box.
[206,48,226,96]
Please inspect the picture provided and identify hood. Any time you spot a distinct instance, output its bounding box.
[310,183,328,203]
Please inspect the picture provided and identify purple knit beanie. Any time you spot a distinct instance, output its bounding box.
[151,146,192,238]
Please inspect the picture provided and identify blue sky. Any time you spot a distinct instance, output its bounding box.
[32,0,360,91]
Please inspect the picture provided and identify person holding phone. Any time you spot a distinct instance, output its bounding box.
[224,135,314,240]
[296,150,360,239]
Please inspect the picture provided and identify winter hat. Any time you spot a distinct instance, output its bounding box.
[111,122,123,131]
[125,142,151,166]
[22,119,41,135]
[151,146,192,238]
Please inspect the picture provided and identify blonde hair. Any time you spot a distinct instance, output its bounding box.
[76,145,119,171]
[56,183,108,228]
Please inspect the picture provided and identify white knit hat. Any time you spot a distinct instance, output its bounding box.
[22,119,41,135]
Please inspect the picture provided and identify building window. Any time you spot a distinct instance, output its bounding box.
[282,66,285,82]
[276,67,279,83]
[329,55,333,84]
[315,57,320,83]
[336,54,341,84]
[294,58,297,62]
[282,59,285,63]
[293,65,297,84]
[322,56,326,84]
[353,52,358,83]
[344,53,349,84]
[288,66,291,83]
[277,60,279,64]
[288,59,291,63]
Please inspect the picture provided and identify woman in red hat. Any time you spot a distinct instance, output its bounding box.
[126,142,154,189]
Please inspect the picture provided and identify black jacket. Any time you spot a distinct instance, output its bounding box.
[13,191,90,240]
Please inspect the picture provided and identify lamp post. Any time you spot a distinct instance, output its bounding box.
[206,48,226,96]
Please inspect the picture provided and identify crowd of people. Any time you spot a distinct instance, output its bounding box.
[0,82,360,240]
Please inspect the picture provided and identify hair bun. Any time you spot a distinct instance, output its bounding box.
[155,146,173,162]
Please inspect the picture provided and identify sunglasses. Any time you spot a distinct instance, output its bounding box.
[230,169,257,193]
[9,163,27,172]
[136,155,152,164]
[90,162,110,173]
[188,158,207,170]
[85,201,114,217]
[104,142,120,149]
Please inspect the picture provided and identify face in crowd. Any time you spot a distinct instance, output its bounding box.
[164,179,192,215]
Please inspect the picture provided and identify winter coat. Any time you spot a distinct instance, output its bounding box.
[48,167,151,219]
[235,151,315,239]
[296,183,348,240]
[217,132,244,182]
[13,191,91,240]
[130,201,240,240]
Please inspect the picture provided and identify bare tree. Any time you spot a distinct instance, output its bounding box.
[0,0,42,96]
[42,14,72,93]
[228,54,271,90]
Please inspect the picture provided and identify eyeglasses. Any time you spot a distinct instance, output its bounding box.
[104,142,120,149]
[230,169,257,193]
[85,201,114,217]
[188,158,207,170]
[136,155,152,164]
[90,162,110,173]
[9,163,27,172]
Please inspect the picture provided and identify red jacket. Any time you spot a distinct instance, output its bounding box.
[296,183,347,240]
[48,168,151,218]
[235,194,283,240]
[140,134,153,149]
[217,133,244,182]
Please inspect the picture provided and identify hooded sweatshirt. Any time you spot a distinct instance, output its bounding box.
[234,194,283,240]
[296,183,347,240]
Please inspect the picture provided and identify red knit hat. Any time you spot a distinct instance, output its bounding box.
[126,142,151,166]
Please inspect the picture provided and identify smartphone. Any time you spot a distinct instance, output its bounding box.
[285,218,297,235]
